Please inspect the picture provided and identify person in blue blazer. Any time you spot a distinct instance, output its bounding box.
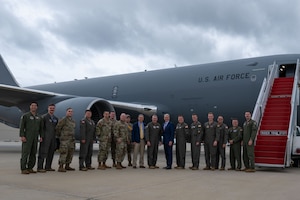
[162,113,175,169]
[132,114,146,168]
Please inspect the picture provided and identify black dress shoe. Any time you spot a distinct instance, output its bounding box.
[163,166,171,170]
[140,166,145,168]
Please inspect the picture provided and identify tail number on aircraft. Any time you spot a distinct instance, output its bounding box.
[198,72,250,83]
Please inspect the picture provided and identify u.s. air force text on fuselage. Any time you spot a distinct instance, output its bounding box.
[198,72,251,83]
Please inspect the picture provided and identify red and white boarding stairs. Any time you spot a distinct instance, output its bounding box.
[252,60,300,168]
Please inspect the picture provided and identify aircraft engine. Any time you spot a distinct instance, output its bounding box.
[54,97,114,139]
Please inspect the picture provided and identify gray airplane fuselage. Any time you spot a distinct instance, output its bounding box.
[29,55,295,123]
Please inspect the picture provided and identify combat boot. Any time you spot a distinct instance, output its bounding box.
[21,170,30,174]
[80,167,88,171]
[116,162,122,169]
[87,166,95,170]
[99,164,106,170]
[104,162,111,168]
[97,162,102,170]
[65,164,75,171]
[120,163,126,168]
[58,164,66,172]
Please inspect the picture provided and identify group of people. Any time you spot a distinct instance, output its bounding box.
[19,101,258,174]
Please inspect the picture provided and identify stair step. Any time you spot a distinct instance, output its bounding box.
[262,112,290,116]
[271,92,292,95]
[274,77,294,82]
[255,157,285,165]
[256,140,286,146]
[260,121,289,125]
[272,84,293,88]
[273,82,293,86]
[255,145,286,152]
[259,130,287,135]
[267,97,291,101]
[260,116,291,121]
[256,135,287,140]
[263,109,291,114]
[255,151,285,158]
[260,125,288,130]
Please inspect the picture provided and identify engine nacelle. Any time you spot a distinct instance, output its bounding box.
[54,97,114,140]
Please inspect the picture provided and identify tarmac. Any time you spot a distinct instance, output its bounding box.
[0,122,300,200]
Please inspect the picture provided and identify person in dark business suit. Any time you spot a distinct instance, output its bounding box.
[162,113,175,169]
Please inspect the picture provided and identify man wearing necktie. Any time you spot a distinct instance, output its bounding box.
[132,114,146,168]
[162,113,175,169]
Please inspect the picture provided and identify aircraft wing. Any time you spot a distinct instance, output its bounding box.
[0,84,158,117]
[108,100,157,117]
[0,84,60,107]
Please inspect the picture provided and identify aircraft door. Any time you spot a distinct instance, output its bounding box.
[279,64,296,77]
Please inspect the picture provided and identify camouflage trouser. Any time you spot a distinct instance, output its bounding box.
[116,142,127,162]
[98,140,111,162]
[111,135,116,160]
[58,140,75,165]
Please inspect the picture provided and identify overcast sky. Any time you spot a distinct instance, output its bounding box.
[1,0,300,86]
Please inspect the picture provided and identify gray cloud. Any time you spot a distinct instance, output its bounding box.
[0,4,44,51]
[41,1,300,62]
[1,0,300,86]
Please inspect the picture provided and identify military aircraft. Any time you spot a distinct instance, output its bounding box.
[0,54,299,137]
[2,53,300,168]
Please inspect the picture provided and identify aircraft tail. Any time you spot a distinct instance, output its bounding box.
[0,55,19,86]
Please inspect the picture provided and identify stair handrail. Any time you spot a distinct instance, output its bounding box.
[252,62,278,126]
[285,59,300,167]
[252,78,266,123]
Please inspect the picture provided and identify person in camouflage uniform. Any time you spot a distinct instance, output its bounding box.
[114,113,129,169]
[110,111,117,167]
[19,102,44,174]
[96,111,112,170]
[56,108,76,172]
[126,114,133,166]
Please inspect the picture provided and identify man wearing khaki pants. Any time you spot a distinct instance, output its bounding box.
[132,114,146,168]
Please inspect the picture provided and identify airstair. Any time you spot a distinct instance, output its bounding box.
[252,60,300,167]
